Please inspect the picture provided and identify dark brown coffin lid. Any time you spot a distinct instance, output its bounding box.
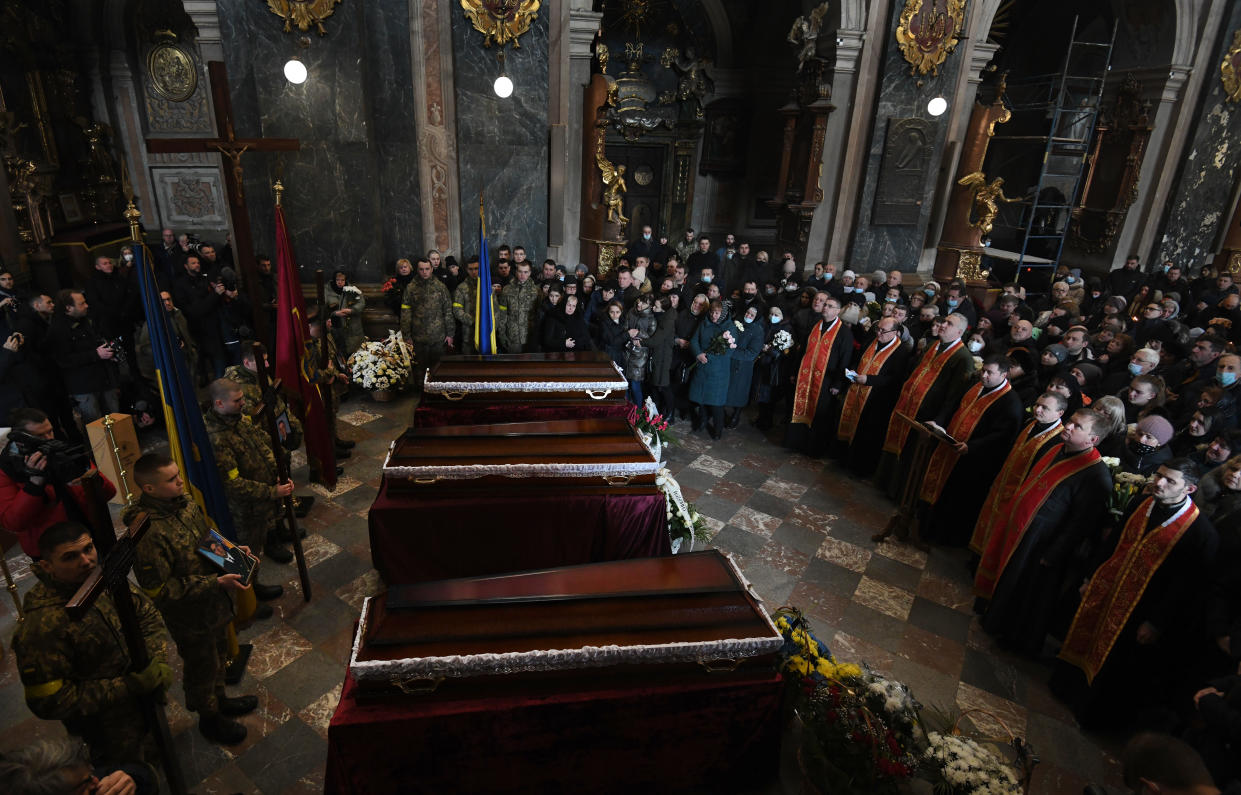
[426,352,626,386]
[385,418,654,468]
[353,551,779,666]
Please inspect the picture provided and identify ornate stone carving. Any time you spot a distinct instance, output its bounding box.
[895,0,967,77]
[873,117,935,225]
[152,168,228,226]
[787,2,830,73]
[956,249,989,281]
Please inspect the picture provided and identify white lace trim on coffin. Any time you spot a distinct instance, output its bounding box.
[349,553,784,681]
[351,597,782,680]
[380,458,660,480]
[423,361,628,394]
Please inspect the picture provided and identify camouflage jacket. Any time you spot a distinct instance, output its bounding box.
[125,493,233,634]
[303,334,341,387]
[452,278,477,329]
[497,278,539,351]
[204,409,280,507]
[224,363,303,445]
[400,276,454,344]
[13,577,168,736]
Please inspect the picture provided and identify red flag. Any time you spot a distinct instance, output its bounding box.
[274,204,337,488]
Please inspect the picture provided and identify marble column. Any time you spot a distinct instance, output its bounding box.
[410,0,462,256]
[546,2,600,267]
[103,49,160,230]
[450,8,550,260]
[827,0,892,265]
[805,30,864,266]
[1154,5,1241,270]
[183,1,225,60]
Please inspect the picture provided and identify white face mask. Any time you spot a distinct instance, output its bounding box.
[967,340,984,353]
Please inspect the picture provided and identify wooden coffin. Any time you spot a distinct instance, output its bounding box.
[422,352,628,405]
[382,417,659,492]
[349,551,782,695]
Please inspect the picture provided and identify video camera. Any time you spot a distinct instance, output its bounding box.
[4,430,92,483]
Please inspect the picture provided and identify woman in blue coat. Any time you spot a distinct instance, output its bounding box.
[689,299,735,439]
[724,304,766,428]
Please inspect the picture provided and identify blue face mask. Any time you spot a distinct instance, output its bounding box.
[1128,362,1145,376]
[924,288,935,296]
[1066,276,1076,284]
[885,297,897,303]
[947,298,960,308]
[1220,371,1238,387]
[701,275,712,284]
[823,272,833,281]
[643,234,651,240]
[744,316,754,324]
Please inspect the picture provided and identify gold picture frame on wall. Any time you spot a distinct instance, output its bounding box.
[895,0,967,77]
[146,35,198,102]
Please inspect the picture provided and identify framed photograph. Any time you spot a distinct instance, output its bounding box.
[276,409,291,443]
[59,193,83,224]
[197,529,259,586]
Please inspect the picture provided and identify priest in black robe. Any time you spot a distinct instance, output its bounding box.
[1051,458,1218,729]
[839,317,912,476]
[979,409,1113,656]
[923,355,1025,546]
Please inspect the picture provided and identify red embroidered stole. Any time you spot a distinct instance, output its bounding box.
[968,419,1063,554]
[791,318,842,426]
[882,340,963,454]
[973,444,1102,599]
[837,338,901,443]
[1059,497,1199,683]
[918,380,1013,504]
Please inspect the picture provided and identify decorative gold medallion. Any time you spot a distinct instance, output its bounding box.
[1222,29,1241,103]
[266,0,343,37]
[146,35,197,102]
[895,0,967,77]
[460,0,542,49]
[633,164,654,186]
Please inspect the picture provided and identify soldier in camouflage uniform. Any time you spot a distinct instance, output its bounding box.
[451,257,482,355]
[497,261,539,353]
[400,256,454,382]
[225,343,316,518]
[129,453,257,745]
[204,378,293,597]
[12,521,171,767]
[305,307,353,466]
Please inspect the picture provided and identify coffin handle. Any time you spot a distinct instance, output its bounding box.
[391,675,445,695]
[698,657,742,673]
[439,391,467,401]
[413,476,439,484]
[603,474,632,486]
[585,389,612,400]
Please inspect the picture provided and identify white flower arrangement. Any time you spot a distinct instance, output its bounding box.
[654,467,709,553]
[866,675,920,728]
[342,285,363,297]
[734,320,745,332]
[923,732,1021,795]
[773,329,794,352]
[347,331,415,392]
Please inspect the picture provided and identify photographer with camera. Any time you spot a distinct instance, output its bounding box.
[44,289,121,426]
[0,408,115,559]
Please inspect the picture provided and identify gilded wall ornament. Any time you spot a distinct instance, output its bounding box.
[460,0,541,49]
[266,0,343,37]
[146,37,197,102]
[958,171,1018,238]
[895,0,967,77]
[1222,29,1241,103]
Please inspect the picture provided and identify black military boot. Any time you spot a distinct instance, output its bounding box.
[293,495,315,518]
[334,437,356,449]
[264,531,293,565]
[219,695,258,716]
[253,581,284,601]
[199,712,247,745]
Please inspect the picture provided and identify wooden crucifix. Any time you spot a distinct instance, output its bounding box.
[66,473,187,795]
[146,60,300,346]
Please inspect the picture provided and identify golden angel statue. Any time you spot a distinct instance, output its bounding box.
[597,135,628,226]
[266,0,343,36]
[958,172,1020,238]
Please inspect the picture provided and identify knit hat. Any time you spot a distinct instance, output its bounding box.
[1072,361,1102,387]
[1136,415,1174,447]
[1042,343,1068,364]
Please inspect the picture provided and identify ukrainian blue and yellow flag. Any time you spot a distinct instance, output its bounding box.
[133,240,237,540]
[475,193,497,354]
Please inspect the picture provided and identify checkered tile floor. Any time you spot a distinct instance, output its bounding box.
[0,397,1125,793]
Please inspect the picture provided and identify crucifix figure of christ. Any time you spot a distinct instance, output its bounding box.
[146,61,300,346]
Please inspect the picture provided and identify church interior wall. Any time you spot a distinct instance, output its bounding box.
[214,0,422,283]
[450,5,550,263]
[1153,0,1241,270]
